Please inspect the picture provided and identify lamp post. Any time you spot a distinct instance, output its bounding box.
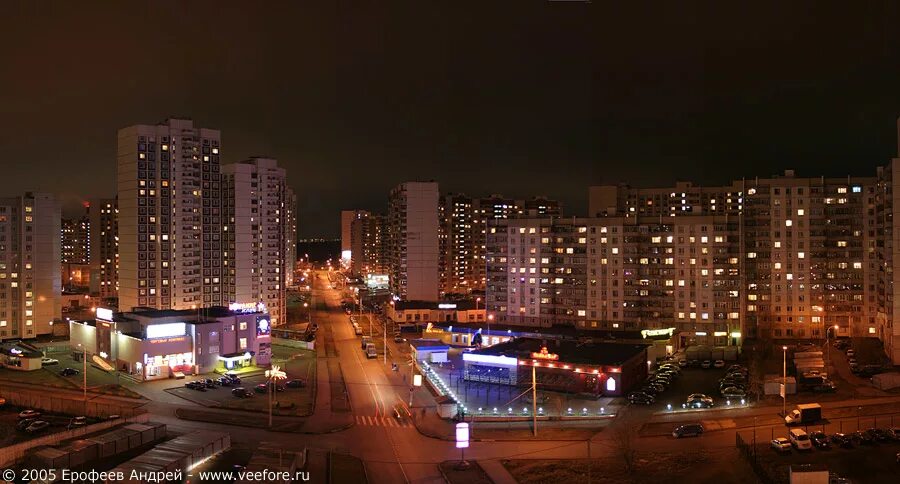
[77,343,87,414]
[782,345,788,417]
[303,302,310,325]
[265,365,286,428]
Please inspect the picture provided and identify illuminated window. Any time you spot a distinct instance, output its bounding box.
[239,337,247,349]
[853,262,862,269]
[797,209,804,216]
[785,220,792,227]
[798,252,805,259]
[239,322,247,330]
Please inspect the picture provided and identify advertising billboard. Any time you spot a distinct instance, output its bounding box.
[256,315,271,336]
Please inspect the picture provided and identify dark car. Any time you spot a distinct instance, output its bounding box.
[203,378,219,387]
[853,430,875,445]
[673,423,704,438]
[254,383,268,394]
[25,420,50,433]
[60,367,80,376]
[217,377,234,386]
[628,392,654,405]
[394,335,405,343]
[810,431,830,449]
[870,428,892,443]
[16,418,37,431]
[286,379,306,388]
[231,387,253,398]
[811,382,837,393]
[830,433,853,448]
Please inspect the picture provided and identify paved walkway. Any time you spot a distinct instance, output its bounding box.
[477,459,518,484]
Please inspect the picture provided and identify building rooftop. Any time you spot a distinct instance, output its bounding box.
[394,300,480,310]
[409,339,450,350]
[0,341,44,359]
[427,322,644,341]
[471,337,648,367]
[125,306,261,320]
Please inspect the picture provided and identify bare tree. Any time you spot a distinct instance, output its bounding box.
[610,410,640,479]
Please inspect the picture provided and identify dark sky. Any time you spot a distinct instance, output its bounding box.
[2,2,900,237]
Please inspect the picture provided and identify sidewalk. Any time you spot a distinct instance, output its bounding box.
[477,459,518,484]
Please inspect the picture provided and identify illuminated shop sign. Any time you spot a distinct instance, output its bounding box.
[256,316,271,336]
[148,336,188,344]
[229,302,267,314]
[530,346,559,361]
[96,308,113,321]
[438,303,457,309]
[146,322,186,339]
[640,327,676,339]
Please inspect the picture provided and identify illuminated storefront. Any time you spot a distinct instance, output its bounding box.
[69,304,271,381]
[462,337,649,397]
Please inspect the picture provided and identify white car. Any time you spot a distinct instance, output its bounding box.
[18,409,41,419]
[771,437,791,452]
[789,429,813,450]
[713,360,725,368]
[41,357,59,365]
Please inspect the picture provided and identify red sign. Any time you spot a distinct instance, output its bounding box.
[530,346,559,361]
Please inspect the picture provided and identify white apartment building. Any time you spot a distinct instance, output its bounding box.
[389,182,440,301]
[0,192,61,340]
[284,188,298,287]
[222,158,289,326]
[117,118,225,311]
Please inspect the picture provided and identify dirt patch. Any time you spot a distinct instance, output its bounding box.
[505,448,757,484]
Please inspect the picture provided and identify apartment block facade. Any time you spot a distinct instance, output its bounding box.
[441,194,562,295]
[222,157,289,326]
[117,118,225,312]
[88,198,118,299]
[388,182,440,301]
[0,193,61,340]
[285,187,297,287]
[61,212,90,265]
[350,211,388,277]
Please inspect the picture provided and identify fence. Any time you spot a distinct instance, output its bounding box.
[735,432,775,484]
[0,413,149,467]
[272,337,315,351]
[0,381,146,419]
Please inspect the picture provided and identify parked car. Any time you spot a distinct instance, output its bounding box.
[721,387,747,398]
[809,431,830,449]
[641,384,663,395]
[846,349,855,358]
[286,379,306,388]
[25,420,50,433]
[394,335,406,343]
[728,364,747,372]
[628,392,655,405]
[16,418,37,431]
[886,427,900,441]
[771,437,792,453]
[231,387,253,398]
[789,429,813,450]
[686,394,714,408]
[713,360,726,369]
[870,428,892,443]
[60,367,80,376]
[254,383,268,394]
[41,357,59,365]
[18,409,41,419]
[853,430,875,445]
[811,382,837,393]
[677,359,689,367]
[203,378,219,387]
[672,423,704,438]
[830,433,853,448]
[701,360,712,369]
[217,377,235,386]
[68,416,87,429]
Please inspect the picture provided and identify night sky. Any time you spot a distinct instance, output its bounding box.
[2,2,900,237]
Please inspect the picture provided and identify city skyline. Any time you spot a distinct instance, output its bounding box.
[3,3,900,238]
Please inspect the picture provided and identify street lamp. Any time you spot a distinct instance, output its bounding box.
[782,345,788,417]
[303,302,310,324]
[265,364,287,428]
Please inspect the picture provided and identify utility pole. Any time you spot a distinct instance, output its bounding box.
[532,364,537,437]
[782,346,787,417]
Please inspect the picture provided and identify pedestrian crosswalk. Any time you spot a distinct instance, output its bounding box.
[355,415,413,428]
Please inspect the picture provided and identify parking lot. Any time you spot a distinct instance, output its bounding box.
[0,405,90,446]
[631,362,751,413]
[748,431,900,483]
[165,345,316,416]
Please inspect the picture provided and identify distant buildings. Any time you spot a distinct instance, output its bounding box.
[88,198,118,299]
[0,192,61,340]
[349,211,388,277]
[61,210,90,265]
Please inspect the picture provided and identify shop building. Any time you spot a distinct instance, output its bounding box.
[0,341,44,371]
[68,305,271,381]
[462,337,648,397]
[387,300,486,325]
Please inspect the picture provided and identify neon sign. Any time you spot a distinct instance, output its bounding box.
[640,327,676,339]
[229,302,267,314]
[530,346,559,361]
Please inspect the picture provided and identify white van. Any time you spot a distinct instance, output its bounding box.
[789,428,812,450]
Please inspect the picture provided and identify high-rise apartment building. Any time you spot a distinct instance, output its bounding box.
[0,192,61,340]
[88,198,118,299]
[389,182,440,301]
[442,194,563,295]
[340,210,356,265]
[117,118,224,311]
[222,157,289,326]
[284,188,297,287]
[350,211,389,277]
[61,211,90,265]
